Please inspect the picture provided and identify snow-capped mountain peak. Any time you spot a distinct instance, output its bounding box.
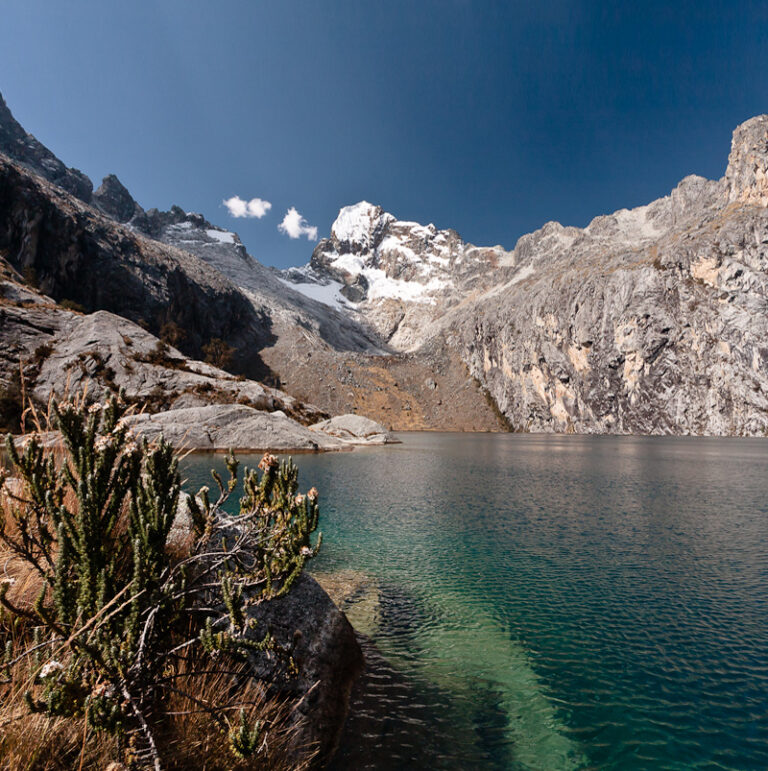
[282,202,514,349]
[330,201,394,250]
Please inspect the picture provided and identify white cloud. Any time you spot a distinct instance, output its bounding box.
[223,195,272,219]
[278,207,318,240]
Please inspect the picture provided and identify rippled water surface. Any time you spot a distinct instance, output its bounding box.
[183,434,768,770]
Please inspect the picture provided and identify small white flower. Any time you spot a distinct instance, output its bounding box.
[92,682,116,699]
[306,487,318,502]
[258,453,278,471]
[39,660,64,679]
[294,494,305,506]
[300,546,313,557]
[95,435,113,452]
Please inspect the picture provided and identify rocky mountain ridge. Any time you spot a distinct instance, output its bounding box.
[284,201,515,350]
[5,88,768,435]
[280,116,768,435]
[450,116,768,434]
[0,91,502,433]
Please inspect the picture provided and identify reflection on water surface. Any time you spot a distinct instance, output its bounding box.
[183,433,768,770]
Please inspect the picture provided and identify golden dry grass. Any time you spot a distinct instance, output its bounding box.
[0,652,313,770]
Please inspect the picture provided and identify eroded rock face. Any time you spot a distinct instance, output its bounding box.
[726,115,768,206]
[449,119,768,435]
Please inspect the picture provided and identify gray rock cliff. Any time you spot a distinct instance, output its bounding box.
[281,117,768,435]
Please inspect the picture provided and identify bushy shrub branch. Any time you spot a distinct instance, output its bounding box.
[0,393,321,769]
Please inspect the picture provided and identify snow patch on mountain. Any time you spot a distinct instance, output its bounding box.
[206,228,236,244]
[365,271,447,302]
[277,268,351,312]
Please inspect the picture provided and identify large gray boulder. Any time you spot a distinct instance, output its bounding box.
[245,573,364,765]
[311,413,399,444]
[124,404,345,452]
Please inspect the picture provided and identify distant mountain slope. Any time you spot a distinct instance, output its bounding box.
[9,90,766,434]
[282,117,768,435]
[0,91,502,431]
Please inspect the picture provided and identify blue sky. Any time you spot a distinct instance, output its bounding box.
[2,1,767,268]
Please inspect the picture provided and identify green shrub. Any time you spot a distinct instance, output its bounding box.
[0,393,321,769]
[59,298,87,313]
[202,338,235,370]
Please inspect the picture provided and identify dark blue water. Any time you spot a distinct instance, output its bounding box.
[182,434,768,770]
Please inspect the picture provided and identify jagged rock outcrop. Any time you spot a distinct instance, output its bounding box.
[92,173,144,222]
[726,115,768,205]
[0,92,93,202]
[28,308,325,421]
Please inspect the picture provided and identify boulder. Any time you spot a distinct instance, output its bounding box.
[245,573,364,765]
[311,414,399,445]
[124,404,346,452]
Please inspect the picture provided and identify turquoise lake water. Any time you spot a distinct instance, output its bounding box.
[182,433,768,770]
